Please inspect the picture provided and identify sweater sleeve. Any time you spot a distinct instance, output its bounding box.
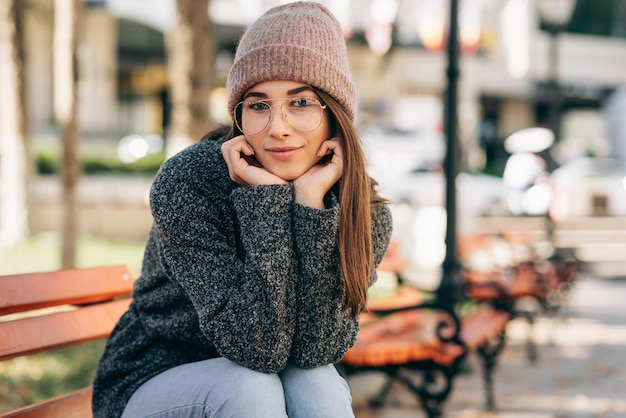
[150,153,297,373]
[289,200,393,368]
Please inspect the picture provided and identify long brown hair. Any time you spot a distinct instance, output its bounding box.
[225,89,385,319]
[316,89,386,319]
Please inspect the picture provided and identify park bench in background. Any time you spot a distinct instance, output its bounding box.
[460,233,580,312]
[340,242,512,417]
[458,233,581,362]
[0,266,134,418]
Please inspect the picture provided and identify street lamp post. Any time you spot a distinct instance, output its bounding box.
[436,0,461,308]
[537,0,577,244]
[538,0,576,163]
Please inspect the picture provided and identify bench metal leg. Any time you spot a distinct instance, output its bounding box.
[522,311,538,363]
[368,376,394,408]
[514,298,540,364]
[354,362,461,418]
[477,331,506,411]
[401,362,462,418]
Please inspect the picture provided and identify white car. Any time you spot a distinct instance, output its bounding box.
[550,157,626,219]
[362,125,504,217]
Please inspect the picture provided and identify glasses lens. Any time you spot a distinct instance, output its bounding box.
[235,101,270,136]
[283,98,324,132]
[235,98,325,136]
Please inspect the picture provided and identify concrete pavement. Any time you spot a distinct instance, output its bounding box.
[348,275,626,417]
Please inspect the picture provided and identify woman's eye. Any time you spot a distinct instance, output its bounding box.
[248,101,270,111]
[290,97,316,108]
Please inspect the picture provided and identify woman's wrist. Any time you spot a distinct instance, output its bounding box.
[294,187,324,209]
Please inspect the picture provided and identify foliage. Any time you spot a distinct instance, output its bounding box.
[0,342,106,413]
[34,150,166,176]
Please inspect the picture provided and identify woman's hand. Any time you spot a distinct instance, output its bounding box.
[292,138,343,209]
[221,135,287,186]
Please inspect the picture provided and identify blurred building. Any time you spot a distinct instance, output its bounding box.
[18,0,626,170]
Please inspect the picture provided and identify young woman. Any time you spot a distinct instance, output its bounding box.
[92,2,392,417]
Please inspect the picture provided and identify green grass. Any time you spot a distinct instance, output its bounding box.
[0,235,145,413]
[34,148,165,176]
[0,341,106,413]
[0,235,145,276]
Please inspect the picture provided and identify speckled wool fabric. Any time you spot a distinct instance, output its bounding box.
[91,137,393,418]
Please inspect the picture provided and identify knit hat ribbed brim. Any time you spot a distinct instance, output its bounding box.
[226,1,356,121]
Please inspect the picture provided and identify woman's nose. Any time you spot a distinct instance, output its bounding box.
[267,103,291,137]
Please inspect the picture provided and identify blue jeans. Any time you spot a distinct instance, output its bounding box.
[121,357,354,418]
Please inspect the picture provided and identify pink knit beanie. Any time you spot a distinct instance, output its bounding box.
[226,1,357,121]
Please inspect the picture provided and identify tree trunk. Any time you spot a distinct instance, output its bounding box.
[0,0,29,247]
[54,0,80,267]
[165,0,214,157]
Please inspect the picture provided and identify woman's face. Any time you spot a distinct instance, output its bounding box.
[236,80,332,181]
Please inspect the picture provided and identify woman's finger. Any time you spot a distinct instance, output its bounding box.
[317,137,342,158]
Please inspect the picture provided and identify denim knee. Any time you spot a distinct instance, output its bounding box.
[217,362,287,417]
[122,358,288,418]
[280,364,354,418]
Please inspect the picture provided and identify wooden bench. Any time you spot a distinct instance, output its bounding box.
[0,265,134,418]
[459,233,579,310]
[458,233,580,362]
[339,243,511,417]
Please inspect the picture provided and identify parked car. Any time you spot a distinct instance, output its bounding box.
[362,125,504,217]
[362,124,446,182]
[550,156,626,219]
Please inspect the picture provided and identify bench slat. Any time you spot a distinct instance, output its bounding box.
[367,286,424,311]
[0,298,131,360]
[342,309,467,367]
[0,266,133,316]
[0,387,92,418]
[461,308,510,350]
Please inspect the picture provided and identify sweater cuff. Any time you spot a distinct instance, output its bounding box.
[231,184,294,246]
[292,200,339,272]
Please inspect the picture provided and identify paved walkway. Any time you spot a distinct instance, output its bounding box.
[348,275,626,417]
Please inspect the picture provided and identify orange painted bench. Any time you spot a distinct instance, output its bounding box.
[458,233,579,307]
[340,242,511,417]
[458,233,581,362]
[0,266,134,418]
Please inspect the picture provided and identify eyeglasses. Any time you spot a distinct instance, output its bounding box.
[234,97,327,136]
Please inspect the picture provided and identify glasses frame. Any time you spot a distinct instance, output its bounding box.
[234,97,328,136]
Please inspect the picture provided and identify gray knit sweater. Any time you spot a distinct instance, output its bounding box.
[92,135,393,418]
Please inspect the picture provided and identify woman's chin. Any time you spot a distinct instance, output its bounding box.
[267,167,305,182]
[273,172,298,182]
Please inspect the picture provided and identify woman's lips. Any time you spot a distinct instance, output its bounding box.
[266,147,299,160]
